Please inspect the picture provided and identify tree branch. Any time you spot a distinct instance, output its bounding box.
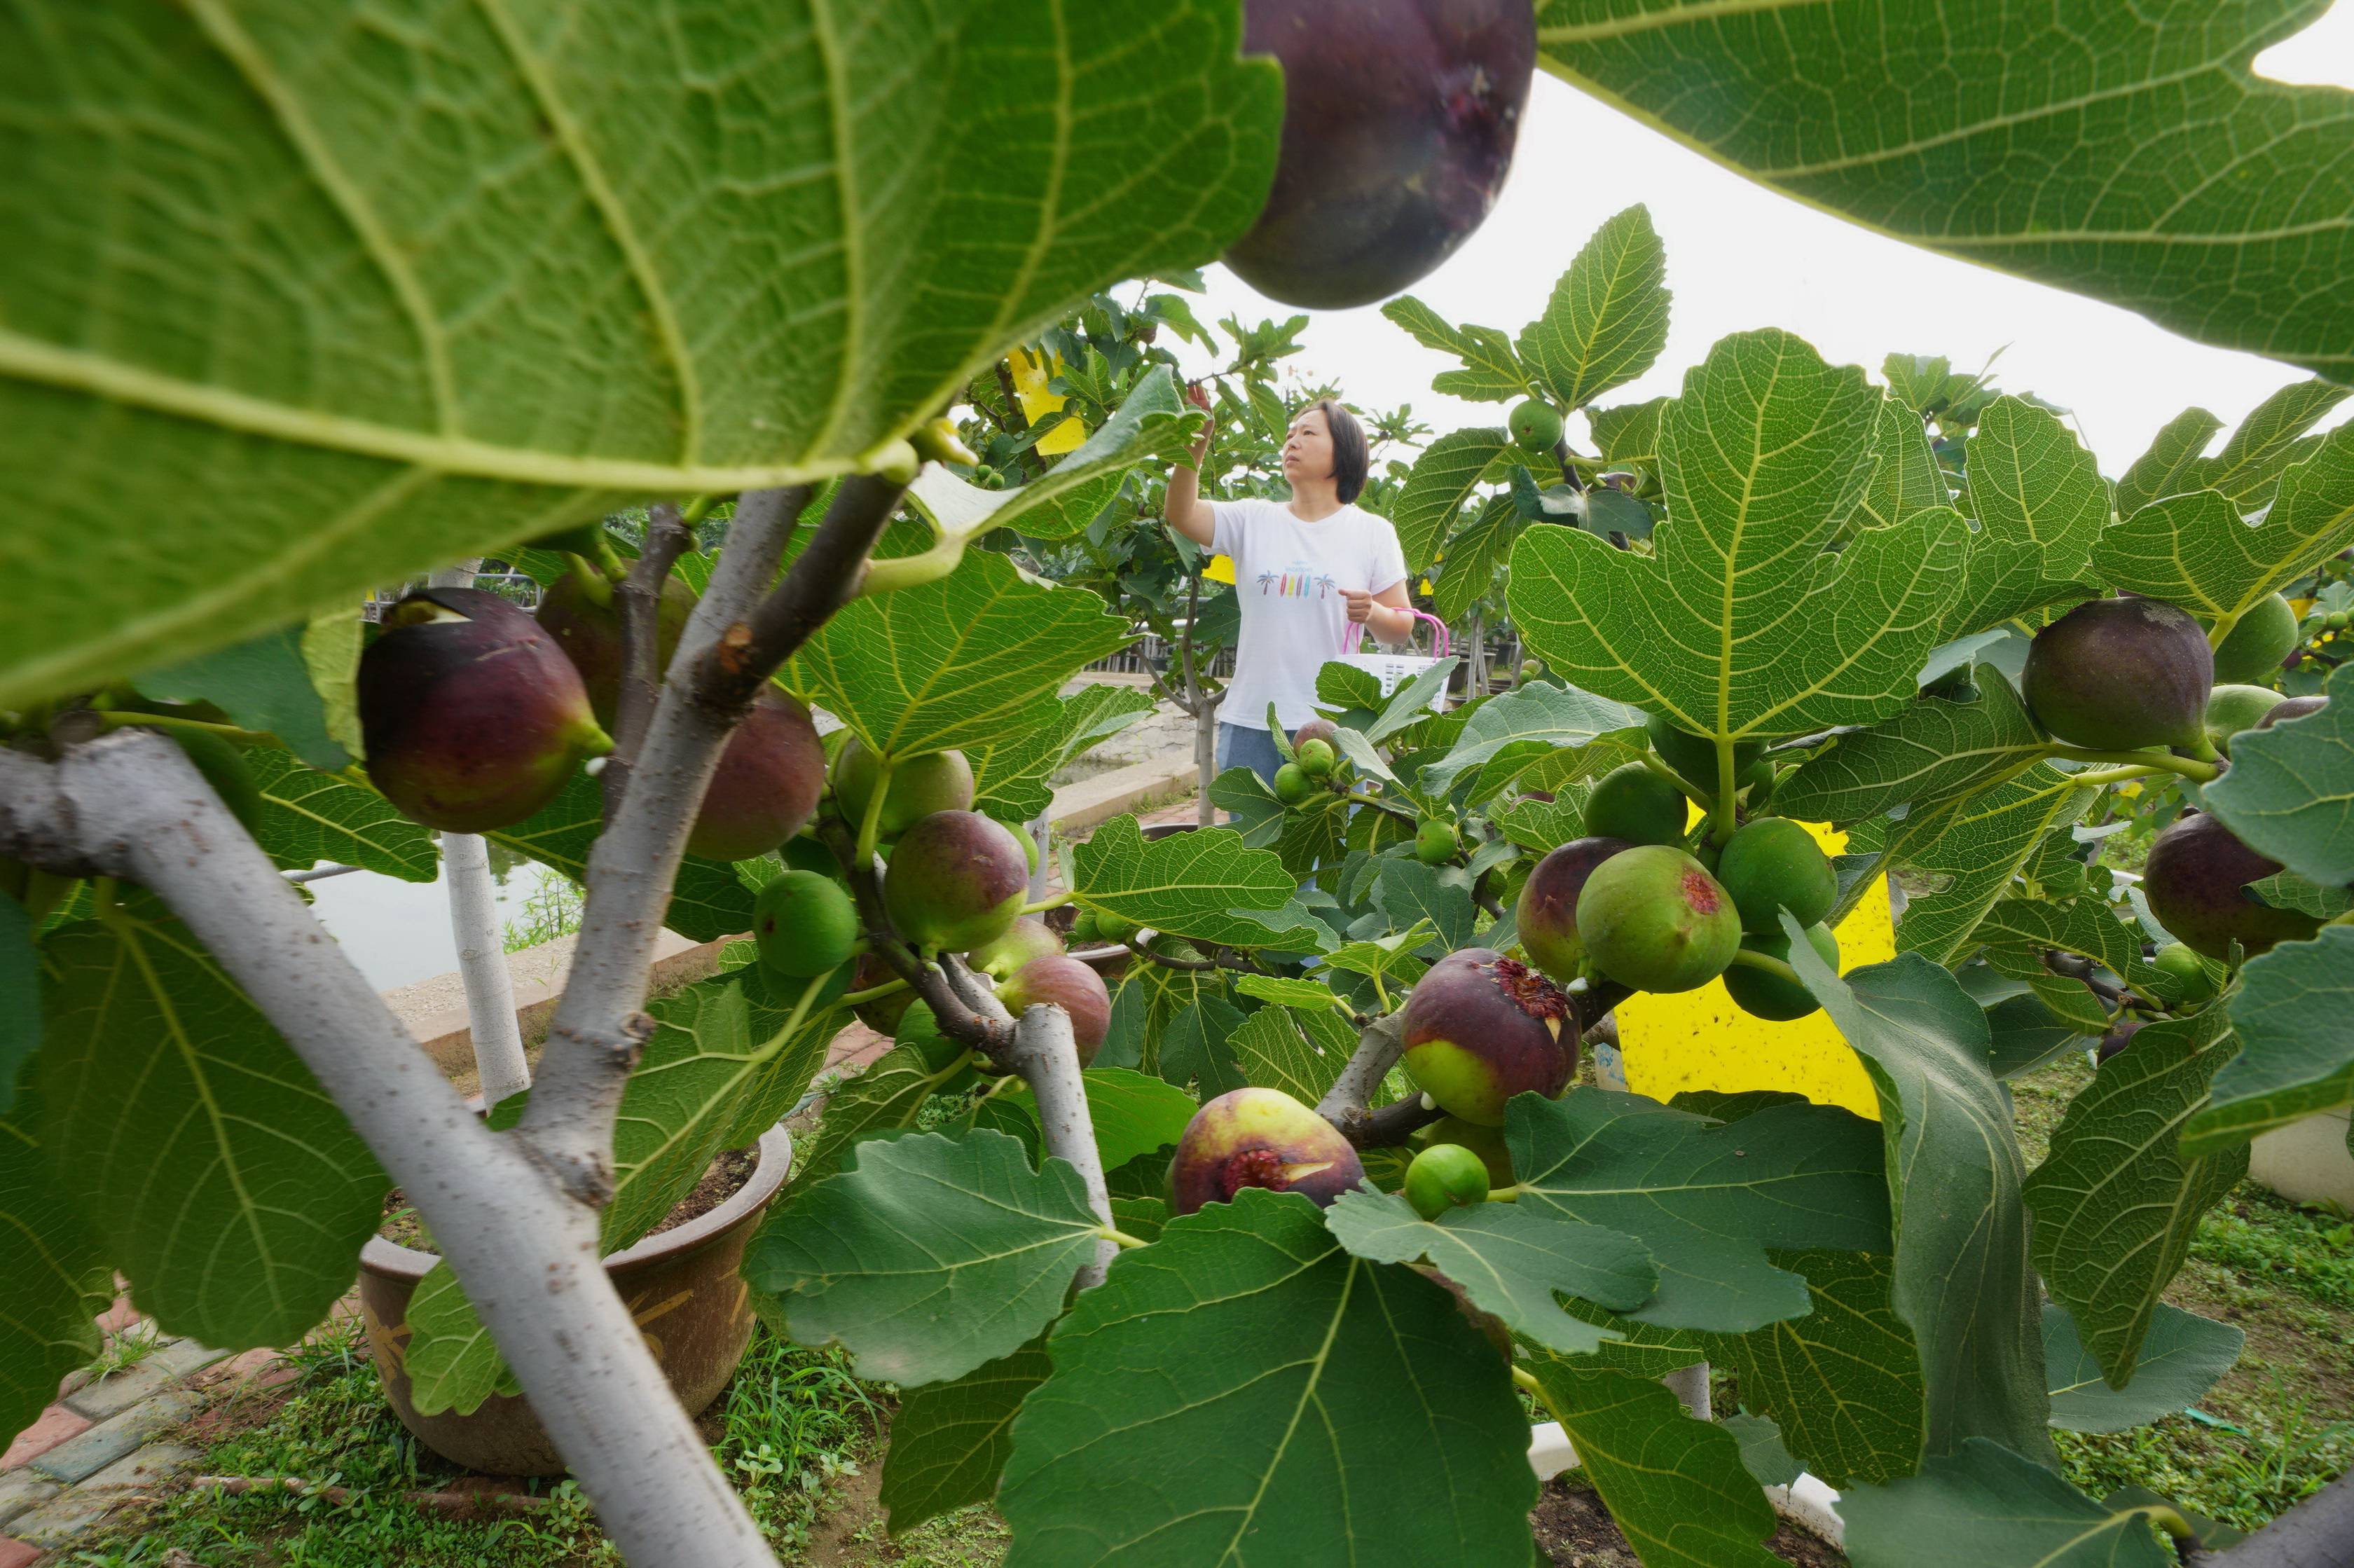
[0,731,779,1568]
[602,502,696,816]
[1004,1000,1117,1288]
[700,474,911,710]
[1317,1011,1408,1145]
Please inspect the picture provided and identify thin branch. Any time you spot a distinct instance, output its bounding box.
[702,474,911,708]
[0,732,778,1568]
[812,812,1012,1057]
[1317,1011,1408,1144]
[602,502,695,816]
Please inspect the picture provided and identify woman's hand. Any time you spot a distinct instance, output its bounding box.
[1342,589,1382,626]
[1183,381,1213,466]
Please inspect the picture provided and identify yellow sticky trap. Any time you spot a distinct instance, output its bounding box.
[1009,348,1086,455]
[1614,816,1891,1120]
[1204,554,1237,585]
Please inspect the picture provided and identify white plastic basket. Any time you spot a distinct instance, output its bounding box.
[1333,612,1454,710]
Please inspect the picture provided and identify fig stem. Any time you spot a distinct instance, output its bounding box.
[96,711,276,749]
[1021,890,1074,914]
[680,493,725,528]
[854,754,895,866]
[1727,947,1802,984]
[2067,764,2168,788]
[1711,737,1740,846]
[2048,745,2220,783]
[1638,752,1714,811]
[1099,1227,1150,1251]
[839,977,909,1006]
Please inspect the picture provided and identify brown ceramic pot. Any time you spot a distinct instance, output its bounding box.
[357,1123,792,1477]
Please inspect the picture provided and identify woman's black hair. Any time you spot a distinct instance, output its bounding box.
[1310,398,1370,504]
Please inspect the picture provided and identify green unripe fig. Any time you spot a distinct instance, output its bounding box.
[1404,1143,1491,1219]
[1415,1115,1515,1188]
[1738,755,1776,806]
[1513,836,1632,983]
[1716,818,1836,935]
[1723,923,1839,1022]
[2211,593,2300,685]
[1273,762,1314,804]
[780,834,846,879]
[1296,738,1337,778]
[1069,907,1102,945]
[2204,683,2287,756]
[1400,949,1574,1125]
[2023,596,2213,752]
[1093,911,1137,946]
[968,916,1064,982]
[881,811,1031,954]
[2143,811,2321,960]
[1415,818,1459,865]
[535,568,698,728]
[1575,845,1743,993]
[2329,610,2352,632]
[360,589,612,833]
[833,739,975,839]
[1517,659,1547,682]
[687,692,827,861]
[997,818,1040,876]
[165,728,266,838]
[2152,941,2218,1005]
[752,869,860,980]
[1644,714,1763,797]
[1508,398,1563,454]
[1168,1087,1364,1216]
[1584,762,1688,848]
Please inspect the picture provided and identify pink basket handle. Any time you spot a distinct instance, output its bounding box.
[1342,612,1451,656]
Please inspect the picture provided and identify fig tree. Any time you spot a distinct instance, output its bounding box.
[1716,817,1836,935]
[1508,399,1562,454]
[2023,596,2212,752]
[1167,1087,1365,1216]
[1222,0,1536,309]
[1722,923,1839,1022]
[833,739,975,839]
[1415,818,1459,865]
[2143,811,2323,960]
[998,954,1112,1065]
[1415,1115,1514,1187]
[752,869,860,981]
[2257,694,2328,729]
[1514,835,1633,983]
[1584,761,1688,848]
[2212,593,2300,685]
[1296,738,1337,778]
[882,811,1031,954]
[2152,941,2218,1005]
[686,692,826,862]
[1575,845,1742,993]
[1273,762,1314,804]
[968,916,1064,982]
[2205,683,2287,755]
[359,588,612,833]
[1644,715,1762,797]
[1400,948,1574,1125]
[535,567,698,727]
[1403,1143,1490,1219]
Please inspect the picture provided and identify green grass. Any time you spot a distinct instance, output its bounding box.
[2058,1380,2354,1535]
[80,1323,166,1386]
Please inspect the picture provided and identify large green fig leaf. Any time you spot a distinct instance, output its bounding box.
[1392,427,1512,577]
[971,685,1156,825]
[1973,898,2190,1007]
[248,750,437,883]
[1840,1440,2174,1568]
[487,771,753,942]
[1223,1004,1351,1106]
[2022,1008,2244,1389]
[2042,1302,2241,1435]
[968,1069,1199,1178]
[401,1261,521,1419]
[1782,941,2052,1464]
[0,1089,112,1452]
[1508,331,1967,745]
[1773,667,2046,827]
[2182,924,2354,1157]
[783,549,1130,759]
[881,1342,1052,1536]
[998,1190,1538,1567]
[2095,423,2354,629]
[0,0,1281,708]
[1417,680,1644,797]
[134,627,352,772]
[2122,381,2351,514]
[1885,765,2098,964]
[1071,816,1322,951]
[1852,397,1950,533]
[1534,1,2354,380]
[1941,398,2109,639]
[1507,1089,1890,1334]
[2203,661,2354,888]
[744,1129,1103,1387]
[1325,1185,1657,1354]
[37,909,385,1349]
[1379,301,1529,406]
[1516,204,1673,414]
[787,1033,975,1197]
[1520,1353,1784,1568]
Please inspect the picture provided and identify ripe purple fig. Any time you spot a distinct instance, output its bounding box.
[1168,1087,1365,1216]
[968,916,1065,982]
[1223,0,1536,308]
[2143,811,2322,961]
[359,588,611,832]
[2095,1018,2146,1064]
[1292,718,1339,752]
[1400,949,1574,1126]
[2023,596,2213,752]
[998,954,1112,1066]
[535,568,698,727]
[2256,694,2327,729]
[1515,837,1633,984]
[685,691,825,862]
[882,811,1031,954]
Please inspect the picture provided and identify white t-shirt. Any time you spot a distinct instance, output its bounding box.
[1209,496,1410,731]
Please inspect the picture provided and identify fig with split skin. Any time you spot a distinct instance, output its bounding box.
[1168,1087,1365,1216]
[882,811,1031,954]
[2211,593,2301,685]
[2023,596,2213,752]
[832,738,976,840]
[1400,948,1574,1126]
[535,566,698,727]
[2142,810,2324,961]
[685,691,827,862]
[360,588,612,833]
[997,954,1112,1066]
[1575,844,1743,993]
[1223,0,1536,309]
[1514,835,1633,984]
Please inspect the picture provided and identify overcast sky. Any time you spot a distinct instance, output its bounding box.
[1171,7,2354,475]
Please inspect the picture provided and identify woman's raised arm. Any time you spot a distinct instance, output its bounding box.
[1164,383,1218,547]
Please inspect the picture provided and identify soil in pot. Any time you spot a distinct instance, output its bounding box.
[1532,1476,1845,1565]
[378,1146,759,1250]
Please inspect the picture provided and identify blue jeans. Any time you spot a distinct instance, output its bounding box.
[1218,722,1286,789]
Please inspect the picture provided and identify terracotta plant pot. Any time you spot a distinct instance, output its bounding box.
[357,1124,792,1477]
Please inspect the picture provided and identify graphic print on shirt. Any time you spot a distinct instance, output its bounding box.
[1255,565,1337,600]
